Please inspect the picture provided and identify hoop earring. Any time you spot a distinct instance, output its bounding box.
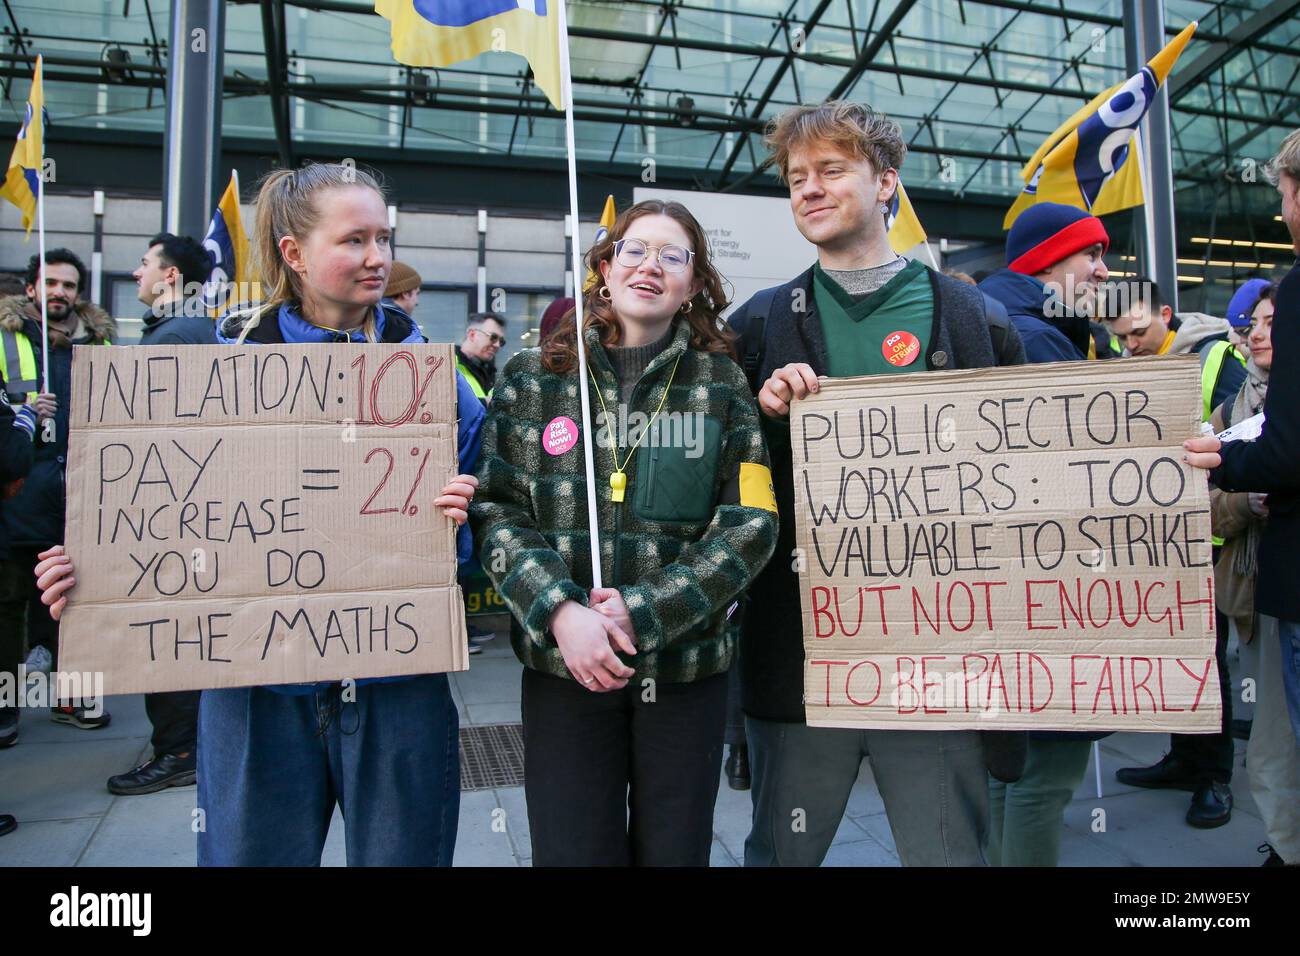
[598,286,612,301]
[680,300,693,314]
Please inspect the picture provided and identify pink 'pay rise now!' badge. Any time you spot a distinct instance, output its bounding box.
[543,416,578,456]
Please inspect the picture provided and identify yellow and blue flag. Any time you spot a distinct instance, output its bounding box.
[0,56,45,236]
[1004,21,1196,229]
[886,182,927,254]
[585,194,615,290]
[201,171,253,311]
[375,1,564,110]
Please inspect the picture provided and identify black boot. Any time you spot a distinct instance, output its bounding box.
[725,744,750,791]
[0,814,15,837]
[1186,781,1232,829]
[1115,752,1200,791]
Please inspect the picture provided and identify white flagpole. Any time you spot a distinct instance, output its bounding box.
[36,176,49,388]
[920,240,941,272]
[35,89,51,445]
[557,0,603,589]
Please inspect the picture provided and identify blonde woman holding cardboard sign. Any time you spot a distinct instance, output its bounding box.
[35,163,483,866]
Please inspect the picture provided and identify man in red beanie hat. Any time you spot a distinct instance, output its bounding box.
[978,202,1110,362]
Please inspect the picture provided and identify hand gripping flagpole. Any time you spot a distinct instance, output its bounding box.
[557,0,603,589]
[35,66,51,443]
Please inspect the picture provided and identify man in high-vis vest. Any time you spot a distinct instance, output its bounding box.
[456,311,506,404]
[1105,277,1248,421]
[0,249,115,734]
[1105,276,1246,830]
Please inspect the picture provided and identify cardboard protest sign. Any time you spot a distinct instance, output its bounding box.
[793,356,1219,732]
[59,343,468,694]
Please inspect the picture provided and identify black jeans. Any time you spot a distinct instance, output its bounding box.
[1170,607,1234,784]
[0,548,59,701]
[145,691,200,755]
[521,668,728,866]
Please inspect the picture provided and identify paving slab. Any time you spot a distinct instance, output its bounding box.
[0,817,99,867]
[464,700,521,727]
[3,734,149,822]
[453,658,523,707]
[321,807,346,867]
[4,693,151,746]
[822,835,901,867]
[493,784,531,862]
[452,789,519,867]
[77,787,198,867]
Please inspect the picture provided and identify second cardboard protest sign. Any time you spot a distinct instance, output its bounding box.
[59,343,468,694]
[792,356,1219,732]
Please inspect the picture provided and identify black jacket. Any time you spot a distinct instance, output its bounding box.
[728,265,1020,722]
[1212,260,1300,623]
[0,295,116,548]
[138,308,217,346]
[0,402,36,560]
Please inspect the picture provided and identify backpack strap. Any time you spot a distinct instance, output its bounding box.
[739,286,778,394]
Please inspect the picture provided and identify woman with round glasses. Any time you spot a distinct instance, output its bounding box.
[469,199,779,865]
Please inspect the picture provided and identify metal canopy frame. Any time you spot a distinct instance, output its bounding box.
[0,0,1294,247]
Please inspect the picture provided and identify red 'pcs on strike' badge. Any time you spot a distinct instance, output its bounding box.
[882,330,920,367]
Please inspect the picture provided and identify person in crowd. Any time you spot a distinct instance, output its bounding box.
[35,163,482,866]
[470,198,778,866]
[1182,128,1300,830]
[100,233,216,796]
[1208,283,1298,864]
[0,249,114,729]
[1225,278,1272,358]
[537,295,574,348]
[0,389,56,755]
[133,232,217,346]
[0,392,48,837]
[977,202,1110,362]
[1104,276,1247,421]
[977,207,1115,865]
[945,268,1025,365]
[728,101,1023,867]
[0,274,24,298]
[1105,276,1244,828]
[456,311,505,403]
[384,260,422,319]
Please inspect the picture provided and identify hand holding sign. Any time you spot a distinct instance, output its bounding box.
[34,545,73,621]
[759,362,821,418]
[434,474,478,525]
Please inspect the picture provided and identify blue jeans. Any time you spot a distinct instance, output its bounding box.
[196,674,460,866]
[1281,620,1300,748]
[744,717,988,866]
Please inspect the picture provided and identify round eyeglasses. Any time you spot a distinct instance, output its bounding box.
[613,237,695,274]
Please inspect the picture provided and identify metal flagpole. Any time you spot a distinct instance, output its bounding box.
[557,0,603,589]
[35,76,52,444]
[1132,126,1158,286]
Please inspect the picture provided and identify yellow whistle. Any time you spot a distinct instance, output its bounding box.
[610,471,627,503]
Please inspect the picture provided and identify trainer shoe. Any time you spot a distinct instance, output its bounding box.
[24,644,52,675]
[50,705,112,730]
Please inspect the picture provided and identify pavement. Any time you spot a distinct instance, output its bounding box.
[0,620,1270,867]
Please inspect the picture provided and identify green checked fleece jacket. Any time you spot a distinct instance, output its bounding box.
[469,320,779,685]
